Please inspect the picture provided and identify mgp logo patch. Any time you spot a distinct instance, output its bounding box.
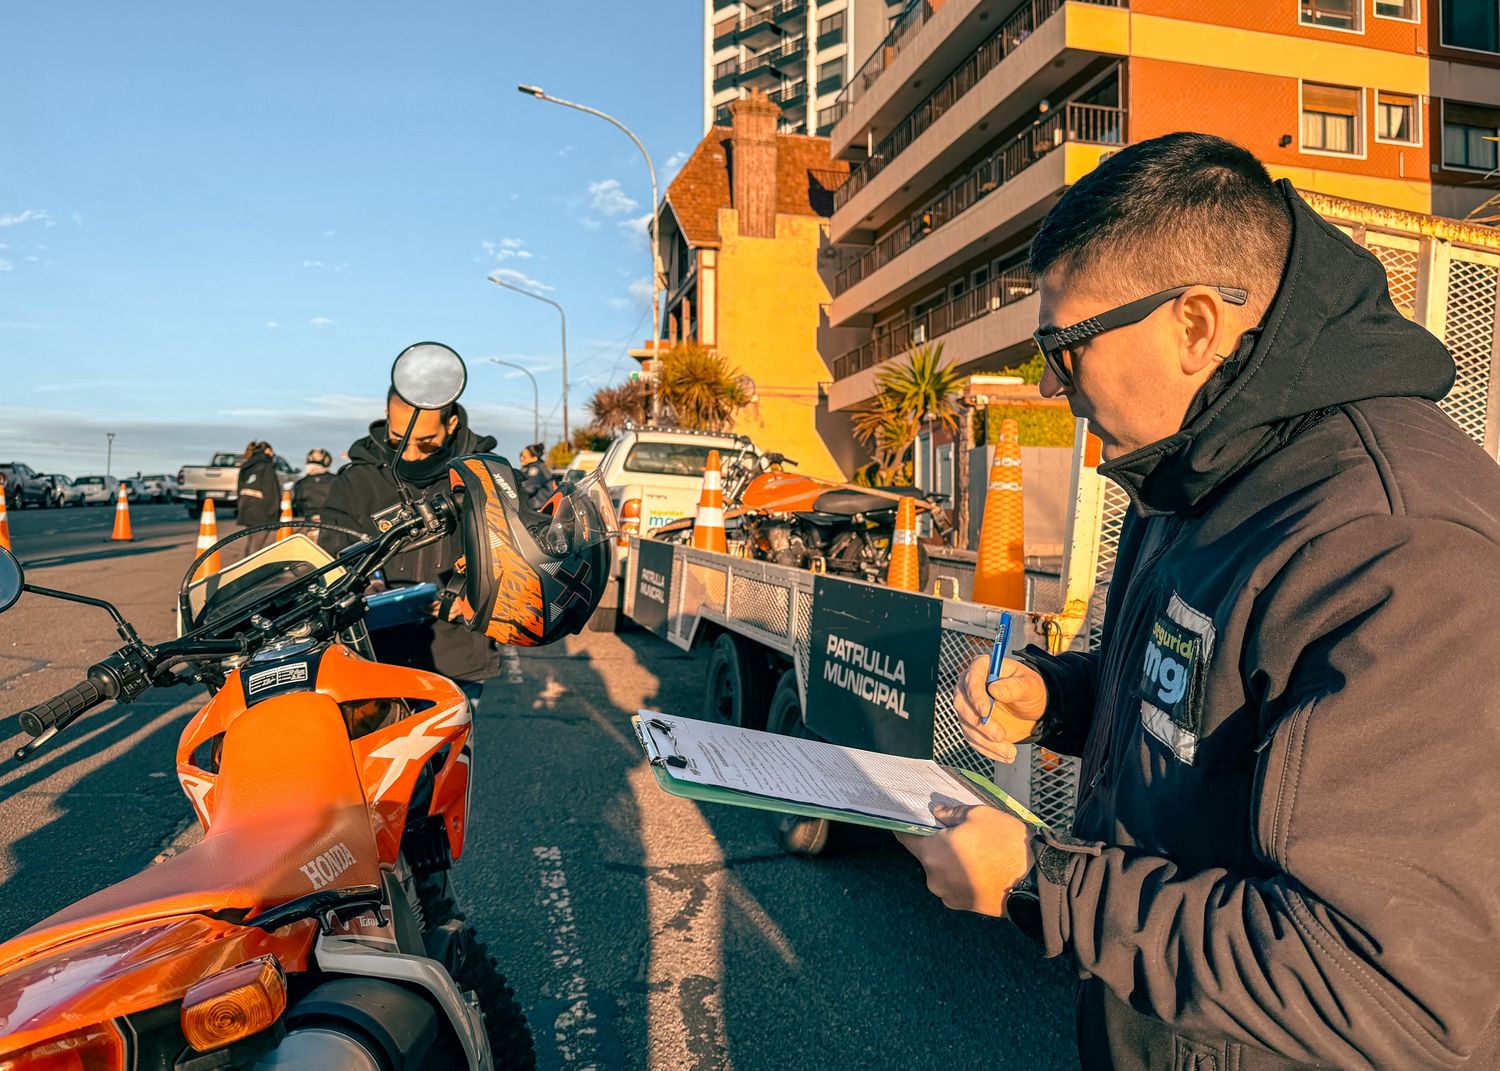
[1136,592,1215,765]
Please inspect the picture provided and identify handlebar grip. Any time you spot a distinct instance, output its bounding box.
[17,679,105,739]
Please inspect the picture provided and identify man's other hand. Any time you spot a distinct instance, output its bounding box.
[895,803,1033,916]
[954,656,1048,763]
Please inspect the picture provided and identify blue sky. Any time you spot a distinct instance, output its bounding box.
[1,3,701,477]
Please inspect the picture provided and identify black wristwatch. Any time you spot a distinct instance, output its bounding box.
[1004,837,1073,943]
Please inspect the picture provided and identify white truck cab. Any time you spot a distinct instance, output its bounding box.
[597,425,755,549]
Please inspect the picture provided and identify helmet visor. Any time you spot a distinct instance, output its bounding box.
[539,468,618,556]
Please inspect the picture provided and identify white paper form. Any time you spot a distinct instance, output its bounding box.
[638,709,988,829]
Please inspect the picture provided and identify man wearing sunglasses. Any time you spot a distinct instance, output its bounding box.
[898,133,1500,1069]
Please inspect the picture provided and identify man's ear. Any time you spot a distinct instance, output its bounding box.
[445,414,460,436]
[1177,288,1226,376]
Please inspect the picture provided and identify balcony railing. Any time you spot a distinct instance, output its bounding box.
[833,264,1037,380]
[834,0,1127,210]
[833,102,1125,294]
[829,0,936,127]
[740,34,806,78]
[769,79,807,107]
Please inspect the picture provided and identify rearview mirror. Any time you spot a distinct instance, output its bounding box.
[391,342,468,410]
[0,547,23,614]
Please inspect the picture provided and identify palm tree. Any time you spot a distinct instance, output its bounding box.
[851,343,964,483]
[586,379,650,436]
[656,342,750,432]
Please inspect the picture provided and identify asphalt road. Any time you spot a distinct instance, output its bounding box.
[0,536,1081,1070]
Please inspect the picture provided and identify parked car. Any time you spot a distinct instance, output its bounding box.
[41,474,85,507]
[72,474,122,506]
[0,462,51,510]
[564,450,605,485]
[138,473,181,502]
[122,477,150,503]
[177,451,299,517]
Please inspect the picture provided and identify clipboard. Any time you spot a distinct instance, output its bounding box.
[631,714,1047,837]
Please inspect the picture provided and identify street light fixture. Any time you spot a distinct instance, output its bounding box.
[487,358,541,445]
[516,83,661,420]
[106,432,115,478]
[487,273,570,446]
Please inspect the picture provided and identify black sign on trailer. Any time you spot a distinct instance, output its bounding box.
[630,539,676,638]
[805,576,942,759]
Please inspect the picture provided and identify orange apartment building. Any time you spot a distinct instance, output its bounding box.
[820,0,1500,422]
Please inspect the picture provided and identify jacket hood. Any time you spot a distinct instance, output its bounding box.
[346,403,498,486]
[1100,180,1456,516]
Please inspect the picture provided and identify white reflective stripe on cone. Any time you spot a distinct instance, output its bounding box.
[696,507,725,526]
[893,529,917,545]
[988,481,1023,492]
[702,470,721,490]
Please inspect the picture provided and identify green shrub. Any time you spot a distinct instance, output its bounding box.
[980,405,1075,448]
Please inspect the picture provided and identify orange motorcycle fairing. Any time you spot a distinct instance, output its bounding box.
[174,643,473,866]
[3,691,382,973]
[0,914,316,1059]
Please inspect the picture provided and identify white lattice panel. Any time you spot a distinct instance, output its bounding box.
[1440,254,1499,449]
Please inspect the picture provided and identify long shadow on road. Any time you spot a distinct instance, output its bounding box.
[0,687,201,941]
[18,540,192,571]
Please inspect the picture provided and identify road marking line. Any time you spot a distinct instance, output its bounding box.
[533,844,601,1067]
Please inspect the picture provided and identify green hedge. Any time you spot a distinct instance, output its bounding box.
[978,405,1076,448]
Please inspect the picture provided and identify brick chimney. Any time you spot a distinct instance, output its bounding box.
[729,92,780,239]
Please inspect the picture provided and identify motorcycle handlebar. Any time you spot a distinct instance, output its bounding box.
[16,678,105,740]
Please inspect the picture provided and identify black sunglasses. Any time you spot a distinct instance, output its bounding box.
[1032,285,1249,392]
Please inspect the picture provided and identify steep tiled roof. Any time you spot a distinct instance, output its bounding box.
[665,128,850,249]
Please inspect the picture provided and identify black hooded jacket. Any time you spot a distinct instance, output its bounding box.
[319,406,500,682]
[234,452,281,528]
[1013,183,1500,1070]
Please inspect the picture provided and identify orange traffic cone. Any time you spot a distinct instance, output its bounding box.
[193,499,222,581]
[886,495,921,592]
[110,482,133,542]
[0,490,11,552]
[971,418,1025,608]
[691,450,728,554]
[275,488,294,542]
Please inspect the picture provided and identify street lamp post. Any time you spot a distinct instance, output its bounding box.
[487,358,541,445]
[106,432,115,478]
[487,274,570,447]
[516,84,661,421]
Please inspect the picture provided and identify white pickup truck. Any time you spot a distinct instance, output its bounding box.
[588,424,757,631]
[177,451,299,517]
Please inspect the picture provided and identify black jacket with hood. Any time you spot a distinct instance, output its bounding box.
[234,451,281,528]
[319,406,500,683]
[1013,183,1500,1070]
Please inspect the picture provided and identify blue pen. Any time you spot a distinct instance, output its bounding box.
[980,610,1014,726]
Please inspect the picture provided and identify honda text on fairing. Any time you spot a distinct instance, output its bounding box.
[0,344,616,1071]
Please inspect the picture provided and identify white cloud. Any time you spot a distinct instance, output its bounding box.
[0,258,12,272]
[618,212,654,249]
[666,150,690,170]
[489,267,554,293]
[310,316,335,328]
[302,259,326,269]
[579,217,601,232]
[481,237,532,262]
[0,209,49,228]
[628,277,653,303]
[588,178,638,217]
[322,229,336,237]
[265,321,278,329]
[70,210,83,227]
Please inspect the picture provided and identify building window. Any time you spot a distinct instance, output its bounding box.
[817,58,844,93]
[1300,0,1362,31]
[1442,0,1500,51]
[714,57,738,79]
[1375,91,1421,144]
[818,10,846,45]
[1375,0,1418,19]
[1443,100,1500,170]
[1301,82,1363,154]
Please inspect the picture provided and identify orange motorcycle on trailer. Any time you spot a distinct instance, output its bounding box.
[0,345,616,1071]
[655,447,950,583]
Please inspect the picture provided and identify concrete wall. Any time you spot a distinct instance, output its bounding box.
[716,207,854,479]
[967,444,1070,556]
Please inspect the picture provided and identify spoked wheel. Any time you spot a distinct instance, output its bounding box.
[764,669,837,856]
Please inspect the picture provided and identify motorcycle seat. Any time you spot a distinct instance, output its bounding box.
[0,694,383,969]
[810,489,902,516]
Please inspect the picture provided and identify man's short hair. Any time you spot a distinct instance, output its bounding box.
[1029,132,1291,323]
[386,386,457,422]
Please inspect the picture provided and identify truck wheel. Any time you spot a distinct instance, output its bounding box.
[703,633,769,730]
[186,501,203,519]
[764,670,836,856]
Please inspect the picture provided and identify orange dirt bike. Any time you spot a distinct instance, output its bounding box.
[655,444,950,583]
[0,346,616,1070]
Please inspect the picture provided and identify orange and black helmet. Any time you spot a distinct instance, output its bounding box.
[448,455,616,647]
